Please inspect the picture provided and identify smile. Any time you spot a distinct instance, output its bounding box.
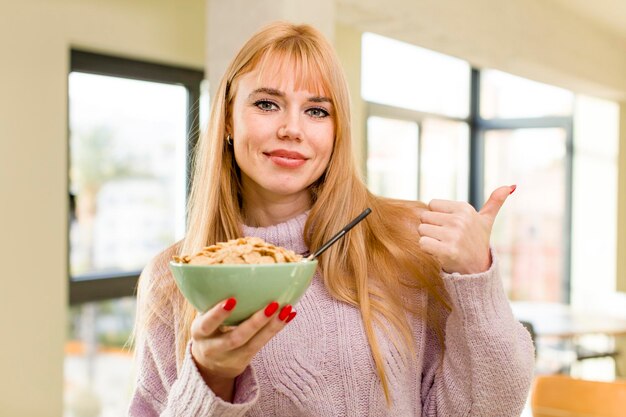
[264,150,308,168]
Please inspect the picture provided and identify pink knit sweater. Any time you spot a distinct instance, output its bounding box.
[129,211,534,416]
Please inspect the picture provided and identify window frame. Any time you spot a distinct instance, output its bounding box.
[68,50,204,305]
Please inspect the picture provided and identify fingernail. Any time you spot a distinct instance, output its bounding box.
[264,301,279,317]
[278,305,292,321]
[509,185,517,195]
[286,311,297,323]
[223,297,236,311]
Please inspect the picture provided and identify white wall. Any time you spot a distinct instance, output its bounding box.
[206,0,335,95]
[335,22,366,175]
[0,1,204,415]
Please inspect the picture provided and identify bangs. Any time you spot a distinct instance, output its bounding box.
[252,44,331,97]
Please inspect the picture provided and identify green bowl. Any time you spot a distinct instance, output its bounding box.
[169,260,317,325]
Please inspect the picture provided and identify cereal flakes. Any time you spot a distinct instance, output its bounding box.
[173,236,302,265]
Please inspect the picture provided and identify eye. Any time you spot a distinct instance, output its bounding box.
[306,107,330,118]
[254,100,278,111]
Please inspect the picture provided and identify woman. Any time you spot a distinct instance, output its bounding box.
[129,22,534,416]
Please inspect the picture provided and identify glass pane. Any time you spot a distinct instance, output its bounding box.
[367,116,419,200]
[484,128,567,302]
[69,72,187,278]
[65,297,136,417]
[419,118,469,202]
[362,32,470,118]
[480,69,574,119]
[570,96,619,310]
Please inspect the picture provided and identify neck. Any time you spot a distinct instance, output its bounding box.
[241,188,311,227]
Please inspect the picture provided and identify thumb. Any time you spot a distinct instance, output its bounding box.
[479,185,516,220]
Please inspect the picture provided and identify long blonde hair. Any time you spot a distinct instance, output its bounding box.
[139,21,450,405]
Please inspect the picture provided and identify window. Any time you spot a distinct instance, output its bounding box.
[68,51,203,302]
[361,32,580,304]
[69,72,187,280]
[419,118,469,203]
[480,69,574,118]
[362,32,470,118]
[362,33,470,203]
[479,72,574,303]
[65,50,203,417]
[483,128,569,301]
[570,96,619,311]
[366,116,419,200]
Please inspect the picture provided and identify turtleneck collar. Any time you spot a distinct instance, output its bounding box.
[241,211,309,256]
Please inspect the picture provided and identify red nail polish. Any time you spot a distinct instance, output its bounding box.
[264,301,279,317]
[223,298,236,311]
[286,311,297,323]
[278,305,292,321]
[509,185,517,195]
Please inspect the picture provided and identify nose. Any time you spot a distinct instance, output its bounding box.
[277,110,303,141]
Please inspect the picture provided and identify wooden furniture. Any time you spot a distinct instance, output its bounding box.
[531,375,626,417]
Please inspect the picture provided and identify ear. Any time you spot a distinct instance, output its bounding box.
[224,99,233,136]
[224,120,232,136]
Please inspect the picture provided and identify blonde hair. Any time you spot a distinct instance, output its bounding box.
[138,21,450,406]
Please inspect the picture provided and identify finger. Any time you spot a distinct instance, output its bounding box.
[213,301,282,351]
[236,306,294,356]
[429,199,474,215]
[479,185,515,220]
[420,210,452,227]
[417,223,448,241]
[191,297,237,338]
[418,235,447,257]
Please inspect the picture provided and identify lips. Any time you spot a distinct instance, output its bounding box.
[264,149,308,168]
[266,149,306,159]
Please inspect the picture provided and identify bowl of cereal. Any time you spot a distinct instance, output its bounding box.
[169,237,317,325]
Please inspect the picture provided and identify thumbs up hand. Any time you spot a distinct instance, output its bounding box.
[418,185,516,275]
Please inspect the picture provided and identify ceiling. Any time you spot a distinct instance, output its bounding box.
[334,0,626,99]
[549,0,626,39]
[336,0,626,41]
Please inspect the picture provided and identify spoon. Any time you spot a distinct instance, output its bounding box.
[306,208,372,261]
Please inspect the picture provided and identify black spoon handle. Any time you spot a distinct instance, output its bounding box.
[308,208,372,260]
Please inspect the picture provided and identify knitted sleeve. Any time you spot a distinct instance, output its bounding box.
[128,248,260,417]
[420,248,535,417]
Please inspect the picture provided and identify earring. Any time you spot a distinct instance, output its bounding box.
[226,134,233,145]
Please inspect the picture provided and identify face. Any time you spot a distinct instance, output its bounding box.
[229,64,335,205]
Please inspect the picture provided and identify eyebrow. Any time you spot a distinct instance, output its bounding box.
[248,87,332,104]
